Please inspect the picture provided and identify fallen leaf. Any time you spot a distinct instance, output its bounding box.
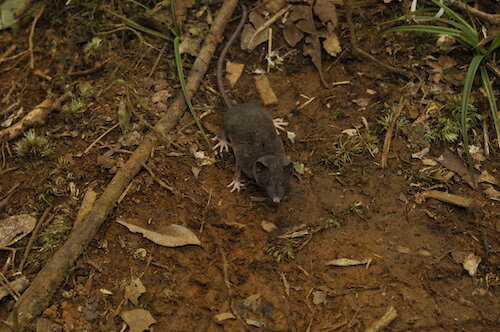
[326,258,370,266]
[261,220,277,233]
[225,61,245,88]
[121,309,156,332]
[179,23,208,56]
[100,288,113,295]
[352,98,370,107]
[322,32,341,57]
[254,75,278,106]
[478,171,498,185]
[463,253,481,277]
[314,0,338,33]
[191,166,200,179]
[282,20,304,47]
[242,294,261,312]
[214,312,235,322]
[313,290,327,305]
[292,161,304,175]
[483,185,500,201]
[245,319,265,327]
[264,0,287,13]
[116,219,201,247]
[303,35,323,79]
[396,246,411,254]
[439,149,477,187]
[0,214,37,247]
[342,128,358,136]
[124,278,146,306]
[240,12,269,51]
[412,147,430,160]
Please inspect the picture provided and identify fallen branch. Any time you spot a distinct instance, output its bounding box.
[4,0,239,328]
[415,190,474,208]
[0,94,68,141]
[452,2,500,25]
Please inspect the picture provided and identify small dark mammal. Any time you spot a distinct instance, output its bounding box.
[214,4,292,203]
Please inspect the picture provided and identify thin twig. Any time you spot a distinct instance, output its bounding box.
[381,98,406,168]
[0,272,20,300]
[83,123,119,154]
[68,59,111,77]
[346,0,411,79]
[148,45,166,78]
[249,4,293,47]
[19,209,53,272]
[28,3,47,70]
[141,162,176,193]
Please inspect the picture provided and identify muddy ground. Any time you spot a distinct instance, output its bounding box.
[0,1,499,331]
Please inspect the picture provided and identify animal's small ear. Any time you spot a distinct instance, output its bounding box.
[254,160,269,176]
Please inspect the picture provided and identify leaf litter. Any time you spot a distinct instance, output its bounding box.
[116,218,201,247]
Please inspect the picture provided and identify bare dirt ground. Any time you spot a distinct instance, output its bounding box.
[0,1,499,331]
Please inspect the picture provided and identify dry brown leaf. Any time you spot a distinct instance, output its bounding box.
[437,148,478,188]
[352,97,371,107]
[120,309,156,332]
[240,12,269,51]
[326,258,369,266]
[478,170,498,186]
[313,290,327,305]
[225,61,245,88]
[261,220,277,233]
[264,0,287,13]
[180,23,209,56]
[124,278,146,306]
[289,5,309,22]
[314,0,338,33]
[303,35,323,77]
[282,21,304,47]
[295,19,315,35]
[483,184,500,201]
[463,253,481,277]
[116,219,201,247]
[254,75,278,106]
[322,32,341,57]
[0,214,37,247]
[214,312,236,322]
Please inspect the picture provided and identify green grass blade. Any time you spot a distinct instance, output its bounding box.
[480,66,500,147]
[106,10,171,41]
[385,25,462,37]
[126,0,177,36]
[461,54,484,186]
[430,0,477,36]
[173,36,211,150]
[380,8,439,25]
[485,34,500,56]
[170,0,180,36]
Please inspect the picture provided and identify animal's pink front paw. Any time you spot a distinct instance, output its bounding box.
[227,179,244,192]
[212,136,230,154]
[273,118,288,134]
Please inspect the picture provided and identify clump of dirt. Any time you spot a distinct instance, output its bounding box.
[0,1,498,331]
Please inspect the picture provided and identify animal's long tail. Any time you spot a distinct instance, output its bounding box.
[216,3,248,108]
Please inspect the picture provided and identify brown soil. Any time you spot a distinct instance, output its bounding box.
[0,1,498,332]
